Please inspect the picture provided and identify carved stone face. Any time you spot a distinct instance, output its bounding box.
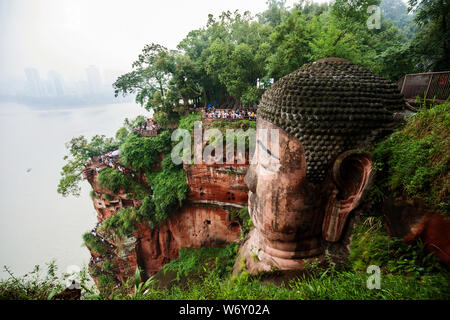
[246,119,327,263]
[243,118,373,271]
[236,58,404,274]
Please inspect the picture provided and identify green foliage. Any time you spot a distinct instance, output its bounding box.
[97,167,148,200]
[408,0,450,71]
[58,116,146,197]
[178,111,202,132]
[162,242,239,282]
[127,267,157,300]
[113,43,178,112]
[96,274,116,297]
[146,155,189,228]
[349,218,447,275]
[209,120,257,152]
[113,240,450,300]
[98,207,141,239]
[58,134,119,197]
[209,119,256,132]
[119,130,172,171]
[99,154,188,238]
[230,206,253,236]
[82,232,110,255]
[371,103,450,215]
[0,261,95,300]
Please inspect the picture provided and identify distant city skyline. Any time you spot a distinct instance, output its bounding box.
[0,0,305,88]
[21,65,121,97]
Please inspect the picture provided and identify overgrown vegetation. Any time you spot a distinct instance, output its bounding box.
[349,217,447,275]
[162,243,239,282]
[106,218,449,300]
[58,116,145,197]
[99,154,188,238]
[113,0,440,125]
[229,206,253,237]
[145,155,189,227]
[82,232,110,255]
[119,130,172,172]
[178,111,202,132]
[97,167,148,200]
[0,261,94,300]
[4,216,450,300]
[370,103,450,216]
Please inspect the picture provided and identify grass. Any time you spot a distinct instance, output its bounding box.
[3,221,450,300]
[371,103,450,216]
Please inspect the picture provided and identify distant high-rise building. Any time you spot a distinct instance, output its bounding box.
[48,70,65,97]
[85,65,102,94]
[24,68,44,97]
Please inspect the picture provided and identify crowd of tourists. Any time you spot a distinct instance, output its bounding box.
[206,108,256,120]
[98,150,136,178]
[133,118,159,136]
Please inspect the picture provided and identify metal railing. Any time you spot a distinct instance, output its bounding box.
[399,71,450,103]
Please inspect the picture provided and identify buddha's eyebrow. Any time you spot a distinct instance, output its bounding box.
[257,139,280,161]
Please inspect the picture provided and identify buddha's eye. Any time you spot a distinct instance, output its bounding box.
[257,140,281,175]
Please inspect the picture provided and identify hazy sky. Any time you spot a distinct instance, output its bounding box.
[0,0,332,84]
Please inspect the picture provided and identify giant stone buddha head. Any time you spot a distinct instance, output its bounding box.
[239,58,406,273]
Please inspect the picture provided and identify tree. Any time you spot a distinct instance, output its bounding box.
[266,9,314,79]
[408,0,450,71]
[114,43,176,112]
[257,0,289,27]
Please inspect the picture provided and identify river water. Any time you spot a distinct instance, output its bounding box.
[0,102,152,279]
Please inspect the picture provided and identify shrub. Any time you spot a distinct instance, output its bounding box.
[178,111,202,132]
[145,155,189,228]
[371,103,449,216]
[82,232,110,255]
[162,242,239,282]
[349,217,447,276]
[97,167,148,200]
[229,206,253,236]
[119,131,172,171]
[98,208,140,239]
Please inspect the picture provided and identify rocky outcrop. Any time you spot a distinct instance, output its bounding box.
[383,197,450,268]
[183,163,248,207]
[84,152,248,284]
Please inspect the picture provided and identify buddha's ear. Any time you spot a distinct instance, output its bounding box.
[322,150,374,242]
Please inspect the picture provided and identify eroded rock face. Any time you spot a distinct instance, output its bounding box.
[384,198,450,268]
[184,163,248,207]
[85,156,246,284]
[135,205,241,274]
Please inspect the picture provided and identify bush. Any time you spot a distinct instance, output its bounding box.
[97,167,148,200]
[349,218,447,276]
[98,208,140,239]
[178,111,202,132]
[162,242,239,282]
[229,206,253,236]
[0,262,94,300]
[82,232,110,255]
[119,131,172,171]
[371,103,450,216]
[145,155,189,228]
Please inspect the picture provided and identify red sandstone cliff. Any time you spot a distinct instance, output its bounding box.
[83,155,248,284]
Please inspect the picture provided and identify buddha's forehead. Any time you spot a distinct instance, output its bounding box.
[257,58,406,183]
